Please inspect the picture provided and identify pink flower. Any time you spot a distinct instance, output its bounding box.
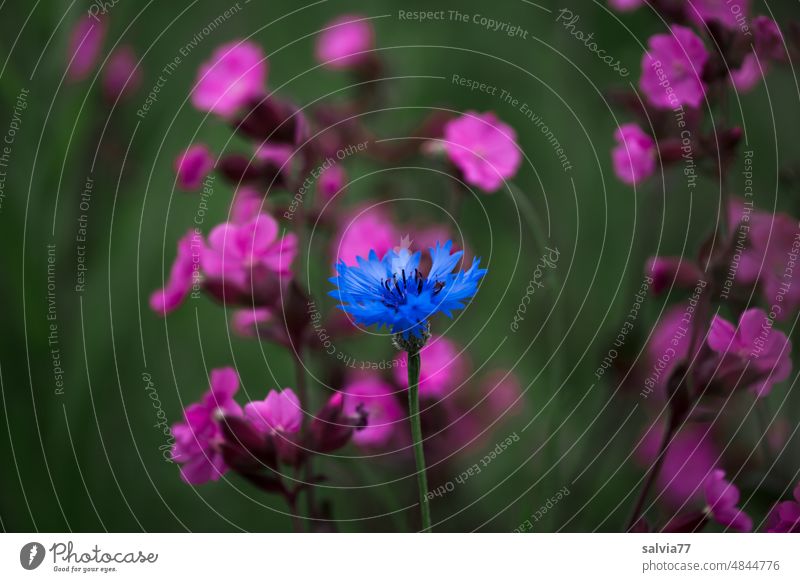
[766,483,800,532]
[637,423,719,508]
[443,111,522,192]
[480,370,524,420]
[191,40,267,117]
[230,187,263,224]
[394,335,467,399]
[730,54,763,92]
[171,368,242,484]
[202,214,298,288]
[647,256,704,295]
[704,469,752,532]
[753,16,785,61]
[103,45,141,101]
[315,14,375,70]
[231,307,272,338]
[67,14,106,82]
[244,389,302,434]
[707,309,792,397]
[640,26,709,109]
[612,124,656,185]
[332,206,399,267]
[343,376,403,449]
[175,144,214,191]
[686,0,750,30]
[729,202,800,319]
[149,229,202,315]
[318,164,347,200]
[609,0,644,11]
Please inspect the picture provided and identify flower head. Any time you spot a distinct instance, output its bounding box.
[315,14,375,69]
[202,213,298,289]
[343,376,403,449]
[244,388,302,434]
[612,123,656,185]
[686,0,750,30]
[753,16,785,61]
[329,241,486,340]
[640,26,709,109]
[443,111,522,193]
[704,469,752,532]
[67,14,106,82]
[766,483,800,533]
[150,229,201,316]
[103,45,141,101]
[192,40,267,117]
[171,368,242,484]
[175,144,214,191]
[707,309,792,397]
[333,206,400,268]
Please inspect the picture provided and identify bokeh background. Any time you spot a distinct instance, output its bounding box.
[1,0,799,532]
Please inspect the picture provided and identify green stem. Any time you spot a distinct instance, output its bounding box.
[407,350,432,532]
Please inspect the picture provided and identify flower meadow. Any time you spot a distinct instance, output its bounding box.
[1,0,800,537]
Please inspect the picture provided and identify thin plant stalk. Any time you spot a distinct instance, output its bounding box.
[407,350,432,532]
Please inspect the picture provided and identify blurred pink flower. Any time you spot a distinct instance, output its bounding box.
[318,164,347,200]
[67,14,106,82]
[647,256,704,295]
[230,187,263,224]
[149,229,201,315]
[704,469,752,532]
[686,0,750,30]
[481,370,524,419]
[729,201,800,319]
[175,144,214,191]
[332,206,399,267]
[640,26,709,109]
[192,40,267,116]
[231,307,272,338]
[343,376,403,449]
[202,214,298,288]
[612,123,656,185]
[753,16,785,61]
[707,309,792,397]
[608,0,644,11]
[171,368,242,484]
[315,14,375,69]
[244,389,302,434]
[637,423,719,508]
[730,54,763,92]
[394,335,467,399]
[766,482,800,532]
[103,45,142,101]
[443,111,522,192]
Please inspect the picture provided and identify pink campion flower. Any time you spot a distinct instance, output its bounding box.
[231,307,272,338]
[640,26,709,109]
[191,40,267,117]
[315,14,375,70]
[637,423,719,508]
[765,483,800,532]
[149,229,202,316]
[171,367,243,484]
[704,469,752,532]
[443,111,522,193]
[318,164,347,200]
[230,187,263,224]
[343,376,403,449]
[609,0,644,11]
[103,45,142,101]
[729,202,800,319]
[394,335,467,399]
[175,144,214,191]
[686,0,750,30]
[202,214,298,289]
[66,14,106,82]
[333,206,399,267]
[244,389,302,434]
[753,16,785,61]
[612,124,656,185]
[707,309,792,397]
[730,54,762,92]
[481,369,524,419]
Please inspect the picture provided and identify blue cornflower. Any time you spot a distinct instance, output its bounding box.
[329,241,487,340]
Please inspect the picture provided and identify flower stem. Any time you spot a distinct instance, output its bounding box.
[407,350,432,532]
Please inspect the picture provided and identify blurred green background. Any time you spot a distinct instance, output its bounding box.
[1,0,798,532]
